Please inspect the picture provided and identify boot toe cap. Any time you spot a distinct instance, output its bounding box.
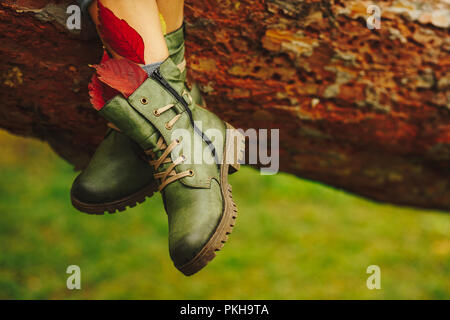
[71,173,117,204]
[166,180,224,269]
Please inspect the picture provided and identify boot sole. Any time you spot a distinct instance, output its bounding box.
[70,180,159,215]
[177,122,245,276]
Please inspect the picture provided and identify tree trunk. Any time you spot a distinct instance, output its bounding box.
[0,0,449,211]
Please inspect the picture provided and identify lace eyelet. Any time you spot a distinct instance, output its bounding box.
[175,138,180,144]
[153,110,160,117]
[165,122,173,130]
[188,169,194,176]
[181,155,186,162]
[141,97,148,105]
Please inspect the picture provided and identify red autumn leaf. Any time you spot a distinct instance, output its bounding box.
[97,0,145,64]
[103,84,120,101]
[88,73,106,111]
[94,58,148,98]
[100,49,110,63]
[88,50,121,110]
[89,73,121,110]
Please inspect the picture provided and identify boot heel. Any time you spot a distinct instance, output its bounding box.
[224,123,245,175]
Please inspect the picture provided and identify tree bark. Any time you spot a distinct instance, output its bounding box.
[0,0,449,211]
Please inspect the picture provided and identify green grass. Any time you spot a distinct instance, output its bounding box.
[0,130,448,299]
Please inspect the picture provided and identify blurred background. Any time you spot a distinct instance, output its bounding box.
[0,129,448,300]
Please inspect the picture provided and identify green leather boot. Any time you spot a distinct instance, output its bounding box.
[71,26,203,214]
[98,58,245,275]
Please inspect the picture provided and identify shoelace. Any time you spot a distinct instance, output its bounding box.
[108,89,197,191]
[145,101,194,191]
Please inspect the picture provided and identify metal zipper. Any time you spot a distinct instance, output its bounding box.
[152,68,219,165]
